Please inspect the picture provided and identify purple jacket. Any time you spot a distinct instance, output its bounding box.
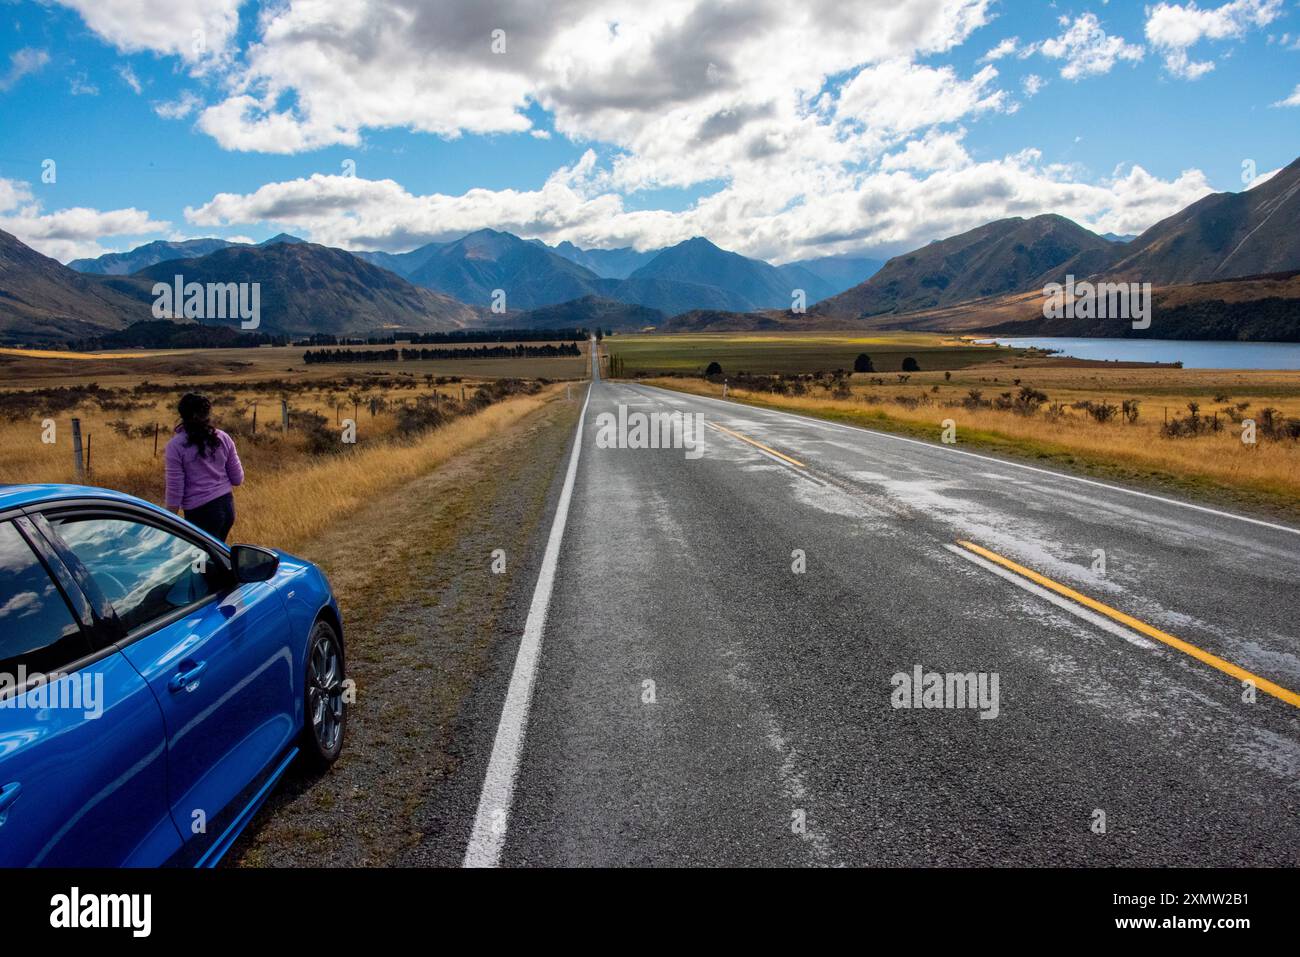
[164,426,244,510]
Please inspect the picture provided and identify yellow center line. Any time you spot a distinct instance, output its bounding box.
[956,540,1300,710]
[706,421,807,468]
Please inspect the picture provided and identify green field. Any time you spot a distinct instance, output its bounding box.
[605,332,1027,376]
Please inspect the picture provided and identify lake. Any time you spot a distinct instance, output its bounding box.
[973,337,1300,370]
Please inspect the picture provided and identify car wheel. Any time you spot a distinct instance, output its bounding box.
[300,619,346,771]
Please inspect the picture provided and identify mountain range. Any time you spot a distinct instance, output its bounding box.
[0,232,478,342]
[353,229,849,315]
[3,155,1296,344]
[810,156,1300,338]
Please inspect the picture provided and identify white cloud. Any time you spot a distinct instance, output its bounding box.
[879,129,972,171]
[981,37,1018,61]
[836,60,1008,137]
[27,1,1232,263]
[1246,166,1281,188]
[51,0,243,62]
[0,47,49,91]
[116,64,142,94]
[1273,84,1300,107]
[154,91,204,120]
[188,0,997,170]
[0,177,170,261]
[181,149,1214,263]
[1036,13,1145,80]
[1144,0,1283,78]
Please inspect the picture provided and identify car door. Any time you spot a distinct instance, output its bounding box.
[0,517,180,867]
[43,508,297,859]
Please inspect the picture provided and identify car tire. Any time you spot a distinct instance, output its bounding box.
[300,618,346,772]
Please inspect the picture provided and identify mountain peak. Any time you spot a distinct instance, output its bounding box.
[260,232,308,246]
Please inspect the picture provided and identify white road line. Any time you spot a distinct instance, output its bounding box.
[463,383,591,868]
[640,384,1300,538]
[943,544,1157,650]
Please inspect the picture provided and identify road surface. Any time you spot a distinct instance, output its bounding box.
[464,360,1300,866]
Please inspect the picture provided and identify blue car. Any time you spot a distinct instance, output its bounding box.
[0,484,346,867]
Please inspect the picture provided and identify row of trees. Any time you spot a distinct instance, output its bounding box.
[299,328,589,346]
[302,343,582,363]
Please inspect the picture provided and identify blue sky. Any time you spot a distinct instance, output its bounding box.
[1,0,1297,264]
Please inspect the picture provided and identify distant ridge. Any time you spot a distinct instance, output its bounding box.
[69,238,236,275]
[813,214,1117,320]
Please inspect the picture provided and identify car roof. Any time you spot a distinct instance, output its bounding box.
[0,483,154,514]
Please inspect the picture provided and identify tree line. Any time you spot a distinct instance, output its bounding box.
[300,328,588,345]
[302,343,583,364]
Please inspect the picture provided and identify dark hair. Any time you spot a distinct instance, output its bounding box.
[178,393,221,458]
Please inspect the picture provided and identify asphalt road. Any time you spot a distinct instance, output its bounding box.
[465,364,1300,867]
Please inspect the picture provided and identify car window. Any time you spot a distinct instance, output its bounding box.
[50,516,219,634]
[0,521,89,674]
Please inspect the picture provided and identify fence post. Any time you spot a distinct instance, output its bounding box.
[71,418,85,481]
[153,422,159,457]
[281,399,289,431]
[252,403,258,435]
[85,434,91,479]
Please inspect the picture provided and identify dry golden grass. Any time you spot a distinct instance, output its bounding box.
[0,380,563,552]
[646,374,1300,509]
[236,387,558,550]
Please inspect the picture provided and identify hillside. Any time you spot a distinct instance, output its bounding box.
[814,214,1118,320]
[135,241,479,337]
[500,295,665,331]
[0,228,152,343]
[977,271,1300,342]
[628,237,798,310]
[1102,157,1300,285]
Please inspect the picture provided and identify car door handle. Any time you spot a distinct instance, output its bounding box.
[168,661,208,693]
[0,782,20,825]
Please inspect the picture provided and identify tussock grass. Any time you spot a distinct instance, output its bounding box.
[0,379,561,552]
[236,388,557,550]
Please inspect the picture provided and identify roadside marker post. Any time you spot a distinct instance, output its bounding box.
[71,418,84,481]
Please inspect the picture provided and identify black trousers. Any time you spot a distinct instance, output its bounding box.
[185,492,236,543]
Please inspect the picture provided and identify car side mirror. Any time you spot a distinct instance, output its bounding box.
[231,544,279,584]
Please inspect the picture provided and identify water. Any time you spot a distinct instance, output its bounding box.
[973,337,1300,370]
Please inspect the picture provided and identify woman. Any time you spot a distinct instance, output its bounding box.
[164,392,244,542]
